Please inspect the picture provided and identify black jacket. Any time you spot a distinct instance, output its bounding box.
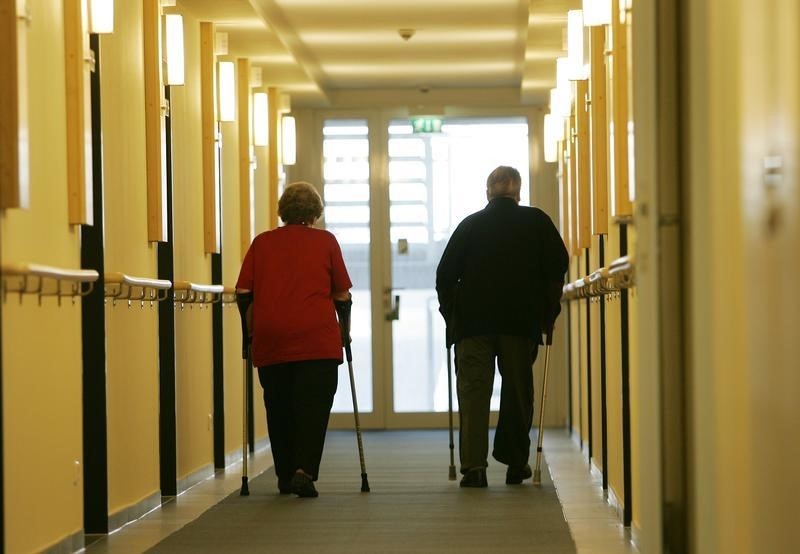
[435,197,569,345]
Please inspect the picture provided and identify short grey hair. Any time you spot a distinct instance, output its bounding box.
[278,181,324,225]
[486,166,522,200]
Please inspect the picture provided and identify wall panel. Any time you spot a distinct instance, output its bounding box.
[100,0,160,516]
[0,1,83,551]
[171,12,214,482]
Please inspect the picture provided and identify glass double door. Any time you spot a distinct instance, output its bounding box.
[322,113,530,429]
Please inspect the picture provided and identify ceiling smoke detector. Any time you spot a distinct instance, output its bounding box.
[398,28,416,41]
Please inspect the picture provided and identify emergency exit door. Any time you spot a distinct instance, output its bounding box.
[322,114,531,429]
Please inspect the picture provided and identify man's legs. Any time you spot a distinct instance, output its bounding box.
[492,335,538,470]
[455,336,496,474]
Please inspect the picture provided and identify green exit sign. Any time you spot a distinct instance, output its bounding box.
[410,116,443,134]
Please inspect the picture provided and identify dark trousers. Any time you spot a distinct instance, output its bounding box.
[454,335,538,473]
[257,359,339,481]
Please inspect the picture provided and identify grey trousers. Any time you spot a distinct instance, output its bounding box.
[455,335,538,473]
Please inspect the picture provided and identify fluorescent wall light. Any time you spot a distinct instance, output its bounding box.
[218,61,235,122]
[582,0,612,26]
[253,93,268,147]
[550,87,571,119]
[544,114,560,163]
[567,10,588,80]
[555,57,573,113]
[89,0,114,34]
[165,14,184,86]
[282,115,296,166]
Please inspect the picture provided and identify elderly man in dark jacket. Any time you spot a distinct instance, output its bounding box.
[436,165,569,487]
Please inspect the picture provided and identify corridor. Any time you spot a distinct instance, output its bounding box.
[2,0,799,553]
[87,431,634,553]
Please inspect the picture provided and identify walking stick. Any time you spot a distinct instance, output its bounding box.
[334,298,370,492]
[446,344,456,480]
[236,292,253,496]
[533,329,553,486]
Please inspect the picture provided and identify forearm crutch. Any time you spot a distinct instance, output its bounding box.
[446,344,456,480]
[334,298,370,492]
[533,329,553,486]
[236,292,253,496]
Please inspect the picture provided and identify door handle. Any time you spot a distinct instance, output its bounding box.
[384,287,401,321]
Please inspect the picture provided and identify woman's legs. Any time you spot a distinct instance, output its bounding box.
[259,359,338,490]
[258,364,295,484]
[290,359,339,480]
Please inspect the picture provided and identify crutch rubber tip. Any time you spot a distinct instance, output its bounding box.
[448,465,457,481]
[532,469,542,486]
[361,474,370,493]
[240,476,250,496]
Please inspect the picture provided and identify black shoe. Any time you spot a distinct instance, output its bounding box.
[290,473,319,498]
[278,478,292,494]
[505,464,532,485]
[460,468,488,488]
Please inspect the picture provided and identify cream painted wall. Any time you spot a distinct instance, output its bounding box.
[171,14,214,481]
[628,263,640,530]
[0,1,84,551]
[686,1,748,552]
[568,258,581,437]
[739,1,800,551]
[250,91,271,444]
[588,236,603,473]
[529,108,568,428]
[221,106,245,457]
[100,0,160,516]
[688,0,800,552]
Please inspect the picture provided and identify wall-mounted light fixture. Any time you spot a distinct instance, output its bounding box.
[253,92,268,147]
[281,114,296,166]
[567,10,588,80]
[89,0,114,34]
[543,113,560,163]
[550,87,571,119]
[165,14,184,86]
[218,61,235,122]
[582,0,612,26]
[555,57,573,111]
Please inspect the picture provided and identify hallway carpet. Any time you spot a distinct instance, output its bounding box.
[148,430,577,553]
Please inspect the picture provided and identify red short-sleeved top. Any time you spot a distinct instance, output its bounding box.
[236,225,352,367]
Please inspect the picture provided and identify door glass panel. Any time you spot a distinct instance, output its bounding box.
[323,119,373,412]
[389,117,530,413]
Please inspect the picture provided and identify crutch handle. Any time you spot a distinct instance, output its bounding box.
[545,329,553,345]
[334,297,353,361]
[236,291,253,359]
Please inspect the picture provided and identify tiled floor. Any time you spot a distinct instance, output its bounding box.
[86,430,637,553]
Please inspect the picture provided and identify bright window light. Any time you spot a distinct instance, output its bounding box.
[218,61,235,122]
[165,14,184,86]
[282,115,296,166]
[582,0,612,26]
[89,0,114,34]
[253,93,268,147]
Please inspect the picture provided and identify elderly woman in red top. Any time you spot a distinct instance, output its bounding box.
[236,181,352,498]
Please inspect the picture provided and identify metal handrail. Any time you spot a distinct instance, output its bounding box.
[104,272,172,306]
[561,256,636,301]
[1,263,99,305]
